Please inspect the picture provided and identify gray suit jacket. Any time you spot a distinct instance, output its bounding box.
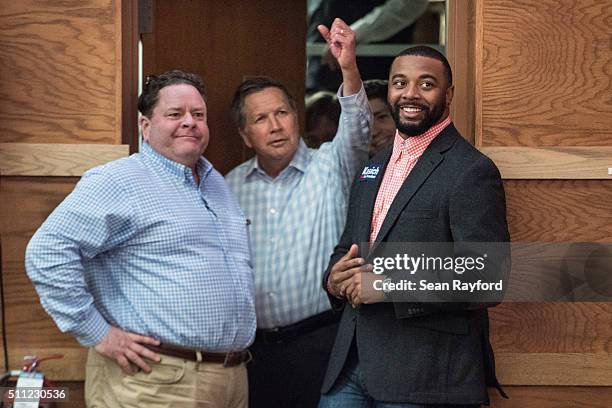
[321,124,510,404]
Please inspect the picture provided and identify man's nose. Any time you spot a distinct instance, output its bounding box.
[269,115,282,131]
[402,83,420,100]
[182,113,196,127]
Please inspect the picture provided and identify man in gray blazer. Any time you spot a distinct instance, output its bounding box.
[319,46,510,407]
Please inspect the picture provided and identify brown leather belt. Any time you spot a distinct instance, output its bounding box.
[145,344,251,367]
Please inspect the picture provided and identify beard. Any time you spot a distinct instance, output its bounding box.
[392,100,446,137]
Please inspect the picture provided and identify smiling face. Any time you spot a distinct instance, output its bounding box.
[140,83,209,170]
[239,87,300,177]
[388,55,454,138]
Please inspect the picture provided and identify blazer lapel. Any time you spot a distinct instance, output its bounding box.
[370,126,458,253]
[357,147,393,247]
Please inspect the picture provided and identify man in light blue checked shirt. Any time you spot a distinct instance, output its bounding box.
[26,70,255,408]
[225,18,371,408]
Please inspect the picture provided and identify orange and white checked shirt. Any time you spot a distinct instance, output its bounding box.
[369,117,451,242]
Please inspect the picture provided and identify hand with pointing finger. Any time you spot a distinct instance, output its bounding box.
[317,18,361,96]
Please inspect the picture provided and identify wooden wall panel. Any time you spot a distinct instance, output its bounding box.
[490,386,612,407]
[0,0,127,382]
[0,0,121,145]
[0,177,86,380]
[478,0,612,147]
[459,0,612,396]
[490,303,612,353]
[142,0,306,175]
[504,180,612,242]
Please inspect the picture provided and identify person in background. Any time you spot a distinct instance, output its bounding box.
[305,91,341,148]
[225,19,371,408]
[364,79,396,156]
[25,70,255,408]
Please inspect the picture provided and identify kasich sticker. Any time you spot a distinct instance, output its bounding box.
[360,165,380,180]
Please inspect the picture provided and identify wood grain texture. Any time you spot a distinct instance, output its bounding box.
[142,0,306,175]
[490,303,612,353]
[0,0,121,144]
[0,143,129,176]
[447,0,476,143]
[482,146,612,179]
[490,386,612,407]
[496,353,612,386]
[0,177,85,379]
[504,180,612,242]
[477,0,612,147]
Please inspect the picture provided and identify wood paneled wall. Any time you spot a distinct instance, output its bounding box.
[1,1,610,406]
[0,0,122,145]
[0,2,130,402]
[448,0,612,405]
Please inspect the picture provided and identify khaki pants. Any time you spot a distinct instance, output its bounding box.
[85,348,248,408]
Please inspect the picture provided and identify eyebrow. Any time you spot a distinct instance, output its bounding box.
[391,74,439,82]
[419,74,438,82]
[165,106,205,111]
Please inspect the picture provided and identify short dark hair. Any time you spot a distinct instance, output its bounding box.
[231,76,297,130]
[395,46,453,85]
[138,70,207,118]
[363,79,389,102]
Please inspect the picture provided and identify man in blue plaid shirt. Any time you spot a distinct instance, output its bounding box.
[26,70,255,407]
[225,18,371,408]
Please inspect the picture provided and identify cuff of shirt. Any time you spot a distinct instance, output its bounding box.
[74,307,111,347]
[337,82,367,107]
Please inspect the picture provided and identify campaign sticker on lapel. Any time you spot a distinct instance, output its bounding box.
[360,165,380,181]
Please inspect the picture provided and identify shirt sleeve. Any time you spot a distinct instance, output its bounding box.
[350,0,429,44]
[329,83,372,194]
[25,170,138,346]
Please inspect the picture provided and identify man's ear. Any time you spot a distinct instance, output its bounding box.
[446,84,455,108]
[239,129,253,149]
[140,115,151,141]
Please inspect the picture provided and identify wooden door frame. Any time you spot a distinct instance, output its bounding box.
[121,0,140,154]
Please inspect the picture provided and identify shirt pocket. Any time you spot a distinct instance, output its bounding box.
[221,211,252,267]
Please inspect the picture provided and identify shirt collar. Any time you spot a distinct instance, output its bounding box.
[141,142,212,184]
[245,139,310,180]
[392,116,452,159]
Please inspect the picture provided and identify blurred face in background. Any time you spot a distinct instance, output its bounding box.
[368,97,396,156]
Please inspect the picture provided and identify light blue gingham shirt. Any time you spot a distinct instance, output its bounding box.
[25,143,256,351]
[225,84,371,328]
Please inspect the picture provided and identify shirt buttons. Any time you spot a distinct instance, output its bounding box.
[269,208,277,215]
[268,292,275,298]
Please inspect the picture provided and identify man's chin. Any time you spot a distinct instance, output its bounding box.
[397,122,429,137]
